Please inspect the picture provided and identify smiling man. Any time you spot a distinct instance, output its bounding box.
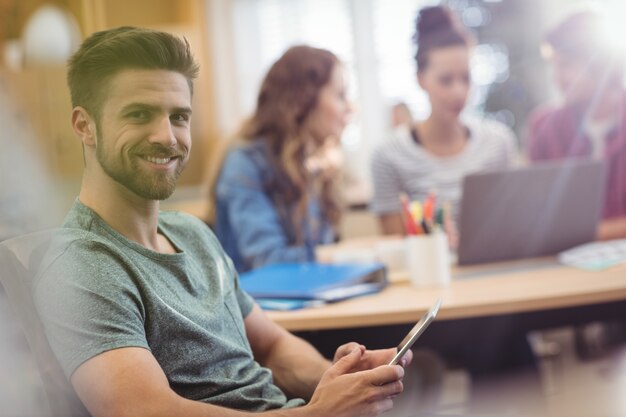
[89,70,191,200]
[34,27,410,417]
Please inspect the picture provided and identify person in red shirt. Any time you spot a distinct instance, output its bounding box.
[527,11,626,240]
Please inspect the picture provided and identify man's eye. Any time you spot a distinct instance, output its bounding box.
[129,110,150,120]
[171,114,190,123]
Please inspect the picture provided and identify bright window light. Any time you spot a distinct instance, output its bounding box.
[598,2,626,55]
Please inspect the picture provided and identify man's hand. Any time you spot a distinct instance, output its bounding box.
[307,347,405,417]
[333,342,414,372]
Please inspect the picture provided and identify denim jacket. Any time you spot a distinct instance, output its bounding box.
[214,140,335,272]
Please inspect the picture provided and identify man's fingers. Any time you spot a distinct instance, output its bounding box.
[327,348,363,377]
[377,380,404,399]
[399,349,414,367]
[334,342,365,362]
[365,379,404,403]
[367,364,404,386]
[371,398,394,414]
[377,347,398,361]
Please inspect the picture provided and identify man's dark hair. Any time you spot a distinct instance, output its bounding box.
[67,26,199,122]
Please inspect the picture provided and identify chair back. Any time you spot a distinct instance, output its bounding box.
[0,229,90,417]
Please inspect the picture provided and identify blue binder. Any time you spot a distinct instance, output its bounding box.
[239,262,388,303]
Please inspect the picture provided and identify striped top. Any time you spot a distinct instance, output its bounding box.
[370,117,518,221]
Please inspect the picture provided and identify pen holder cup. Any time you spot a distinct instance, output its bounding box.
[405,232,451,288]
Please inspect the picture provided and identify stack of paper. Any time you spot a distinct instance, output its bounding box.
[558,239,626,271]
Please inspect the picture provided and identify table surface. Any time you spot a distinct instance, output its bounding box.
[267,239,626,331]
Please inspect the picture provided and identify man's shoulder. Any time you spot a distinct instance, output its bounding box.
[32,227,135,301]
[42,227,129,268]
[46,226,120,259]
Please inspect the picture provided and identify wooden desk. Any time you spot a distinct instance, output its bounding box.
[267,257,626,332]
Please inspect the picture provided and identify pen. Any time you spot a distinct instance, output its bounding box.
[400,194,419,235]
[423,193,436,223]
[435,207,444,228]
[410,201,423,224]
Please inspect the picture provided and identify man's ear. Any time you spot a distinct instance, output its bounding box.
[71,107,97,147]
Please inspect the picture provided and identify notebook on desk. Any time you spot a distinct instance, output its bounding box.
[239,262,387,303]
[457,159,605,265]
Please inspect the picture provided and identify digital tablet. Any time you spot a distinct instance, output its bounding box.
[388,297,442,365]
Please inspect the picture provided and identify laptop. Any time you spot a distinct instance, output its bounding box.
[457,159,605,265]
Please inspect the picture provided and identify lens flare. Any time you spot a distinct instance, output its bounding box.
[597,2,626,56]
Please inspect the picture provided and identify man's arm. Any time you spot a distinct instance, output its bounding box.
[244,304,330,400]
[71,347,271,417]
[71,328,405,417]
[244,304,414,400]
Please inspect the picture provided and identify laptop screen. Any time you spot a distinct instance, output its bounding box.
[457,160,605,265]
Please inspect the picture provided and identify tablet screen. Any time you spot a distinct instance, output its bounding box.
[388,297,441,365]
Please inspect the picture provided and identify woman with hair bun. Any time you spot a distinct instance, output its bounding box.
[214,45,351,272]
[371,5,518,237]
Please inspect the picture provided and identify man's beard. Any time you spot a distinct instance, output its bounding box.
[96,142,186,200]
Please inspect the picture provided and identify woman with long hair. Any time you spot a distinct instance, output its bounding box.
[214,45,350,272]
[371,6,518,237]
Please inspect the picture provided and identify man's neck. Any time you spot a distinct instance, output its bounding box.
[78,175,163,252]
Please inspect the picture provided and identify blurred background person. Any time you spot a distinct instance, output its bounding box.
[371,5,518,237]
[527,10,626,241]
[527,9,626,360]
[214,45,351,272]
[368,4,536,383]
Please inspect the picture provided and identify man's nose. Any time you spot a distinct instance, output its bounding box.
[148,116,176,147]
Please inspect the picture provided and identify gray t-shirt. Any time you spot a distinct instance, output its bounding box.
[34,200,304,411]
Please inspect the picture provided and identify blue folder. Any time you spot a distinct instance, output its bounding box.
[254,298,327,311]
[239,262,388,303]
